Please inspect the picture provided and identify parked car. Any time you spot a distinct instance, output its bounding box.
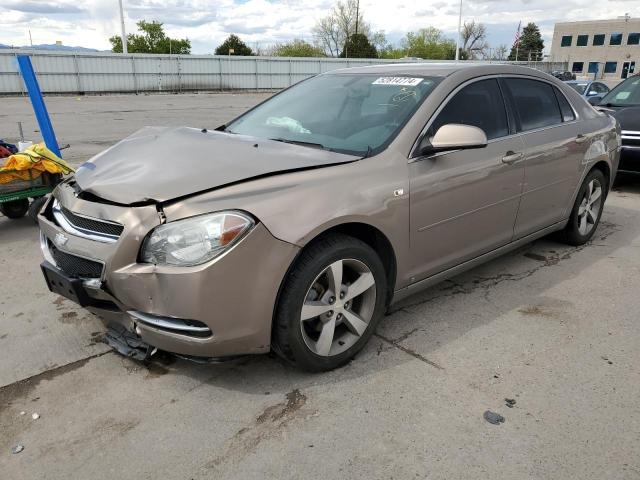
[37,64,620,371]
[566,80,610,101]
[592,74,640,173]
[552,70,576,81]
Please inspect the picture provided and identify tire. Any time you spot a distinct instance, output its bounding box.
[28,196,48,224]
[272,233,387,372]
[0,199,29,219]
[560,169,607,246]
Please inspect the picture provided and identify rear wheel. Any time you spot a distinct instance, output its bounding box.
[560,169,607,245]
[0,199,29,219]
[272,233,387,372]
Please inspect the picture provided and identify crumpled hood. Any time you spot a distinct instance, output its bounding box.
[609,106,640,132]
[75,126,358,204]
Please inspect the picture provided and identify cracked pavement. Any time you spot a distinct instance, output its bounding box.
[1,94,639,480]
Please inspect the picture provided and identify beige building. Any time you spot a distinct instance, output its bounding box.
[549,17,639,82]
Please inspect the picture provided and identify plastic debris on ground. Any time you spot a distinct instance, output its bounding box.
[12,444,24,454]
[483,410,505,425]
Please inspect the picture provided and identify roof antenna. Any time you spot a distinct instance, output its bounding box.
[201,128,208,133]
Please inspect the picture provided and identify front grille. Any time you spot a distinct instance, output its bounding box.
[49,243,103,278]
[60,206,124,237]
[622,131,640,148]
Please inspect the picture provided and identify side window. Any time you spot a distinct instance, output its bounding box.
[504,79,563,131]
[554,88,575,122]
[428,79,508,140]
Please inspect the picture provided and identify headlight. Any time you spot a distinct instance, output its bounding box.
[140,211,254,266]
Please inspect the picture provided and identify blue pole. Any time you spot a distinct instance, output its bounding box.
[16,55,61,157]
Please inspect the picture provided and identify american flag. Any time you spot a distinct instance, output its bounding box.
[513,21,522,49]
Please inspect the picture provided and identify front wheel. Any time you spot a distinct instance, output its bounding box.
[560,169,607,246]
[0,199,29,219]
[272,233,387,372]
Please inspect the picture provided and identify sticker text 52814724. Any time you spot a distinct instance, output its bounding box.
[372,77,424,86]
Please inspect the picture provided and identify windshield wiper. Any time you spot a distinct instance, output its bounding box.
[269,138,331,151]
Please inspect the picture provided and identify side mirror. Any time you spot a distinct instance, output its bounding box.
[420,124,488,155]
[587,90,598,96]
[587,96,601,106]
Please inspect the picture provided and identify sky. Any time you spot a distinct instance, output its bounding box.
[1,0,639,54]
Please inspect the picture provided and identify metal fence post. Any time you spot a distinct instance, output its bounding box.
[255,57,259,90]
[73,54,82,94]
[131,56,138,93]
[177,56,182,93]
[289,59,292,87]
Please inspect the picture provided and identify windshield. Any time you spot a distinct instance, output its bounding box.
[226,74,441,156]
[600,75,640,107]
[568,82,588,94]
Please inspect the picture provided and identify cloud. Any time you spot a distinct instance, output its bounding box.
[3,0,86,14]
[0,0,638,53]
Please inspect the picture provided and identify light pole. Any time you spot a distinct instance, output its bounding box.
[118,0,128,54]
[455,0,463,61]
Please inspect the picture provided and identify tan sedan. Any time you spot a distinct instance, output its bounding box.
[38,64,620,371]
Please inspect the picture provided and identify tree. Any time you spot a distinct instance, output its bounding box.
[214,34,253,56]
[313,0,372,57]
[400,27,458,60]
[271,39,325,57]
[492,44,509,61]
[369,31,390,54]
[109,21,190,54]
[461,20,488,59]
[339,33,377,58]
[508,22,544,61]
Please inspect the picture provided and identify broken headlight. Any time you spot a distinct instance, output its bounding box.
[140,211,254,266]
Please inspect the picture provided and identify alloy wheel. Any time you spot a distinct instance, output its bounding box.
[577,178,603,236]
[300,258,376,357]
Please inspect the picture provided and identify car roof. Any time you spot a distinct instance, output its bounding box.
[324,62,553,78]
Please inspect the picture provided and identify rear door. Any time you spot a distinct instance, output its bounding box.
[502,78,584,238]
[408,78,525,281]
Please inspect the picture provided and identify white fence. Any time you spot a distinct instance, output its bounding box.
[0,49,568,95]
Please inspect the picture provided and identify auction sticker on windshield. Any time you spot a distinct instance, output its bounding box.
[372,77,424,86]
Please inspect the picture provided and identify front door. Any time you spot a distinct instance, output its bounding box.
[622,62,630,80]
[408,78,525,282]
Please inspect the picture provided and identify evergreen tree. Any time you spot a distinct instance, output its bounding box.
[508,22,544,61]
[339,33,377,58]
[215,35,253,56]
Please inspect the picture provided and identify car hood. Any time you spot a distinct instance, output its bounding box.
[74,126,358,205]
[609,106,640,131]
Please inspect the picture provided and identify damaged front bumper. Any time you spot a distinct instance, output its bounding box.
[38,182,300,359]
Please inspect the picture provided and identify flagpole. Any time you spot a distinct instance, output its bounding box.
[514,21,521,61]
[455,0,463,61]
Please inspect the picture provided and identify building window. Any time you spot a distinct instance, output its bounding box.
[593,34,605,46]
[572,62,584,73]
[604,62,617,73]
[576,35,588,46]
[610,33,623,45]
[629,33,640,45]
[588,62,599,74]
[561,35,572,47]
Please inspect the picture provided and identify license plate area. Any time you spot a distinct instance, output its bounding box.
[41,261,92,307]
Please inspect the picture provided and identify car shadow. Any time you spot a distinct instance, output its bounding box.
[154,199,636,399]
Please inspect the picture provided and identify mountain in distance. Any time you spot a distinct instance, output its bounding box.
[0,43,101,52]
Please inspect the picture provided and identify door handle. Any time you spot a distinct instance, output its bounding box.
[575,134,589,144]
[502,151,523,164]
